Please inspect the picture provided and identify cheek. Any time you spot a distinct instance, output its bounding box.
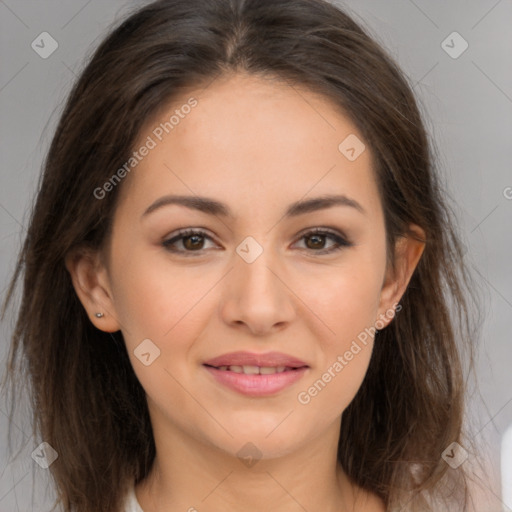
[296,276,379,419]
[293,259,383,415]
[304,258,383,346]
[113,262,213,418]
[296,345,373,427]
[110,246,212,343]
[111,260,224,414]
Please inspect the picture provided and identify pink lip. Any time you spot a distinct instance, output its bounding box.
[203,351,308,368]
[204,365,309,397]
[202,351,309,397]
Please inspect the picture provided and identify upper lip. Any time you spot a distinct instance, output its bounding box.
[203,351,309,368]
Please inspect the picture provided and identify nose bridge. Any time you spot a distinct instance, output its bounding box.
[234,234,281,297]
[220,234,295,333]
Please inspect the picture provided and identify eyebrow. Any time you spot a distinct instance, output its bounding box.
[141,193,366,219]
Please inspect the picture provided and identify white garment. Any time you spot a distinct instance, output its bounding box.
[123,485,144,512]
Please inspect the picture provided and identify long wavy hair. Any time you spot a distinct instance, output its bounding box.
[1,0,482,510]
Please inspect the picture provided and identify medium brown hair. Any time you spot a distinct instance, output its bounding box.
[1,0,481,510]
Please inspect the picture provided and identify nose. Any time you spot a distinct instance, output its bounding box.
[219,241,296,337]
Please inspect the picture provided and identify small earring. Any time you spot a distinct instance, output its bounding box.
[95,312,104,318]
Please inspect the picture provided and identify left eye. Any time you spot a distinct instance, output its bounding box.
[162,229,217,253]
[162,228,352,255]
[294,228,352,253]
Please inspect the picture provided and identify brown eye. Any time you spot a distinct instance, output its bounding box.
[305,233,328,250]
[162,229,217,254]
[295,228,353,255]
[182,234,205,250]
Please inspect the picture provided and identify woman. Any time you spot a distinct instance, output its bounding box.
[1,0,480,510]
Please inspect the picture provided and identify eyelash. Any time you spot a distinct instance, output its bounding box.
[162,227,353,256]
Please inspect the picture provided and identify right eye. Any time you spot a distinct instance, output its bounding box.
[162,229,218,255]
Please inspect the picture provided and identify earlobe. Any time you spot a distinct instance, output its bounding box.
[377,224,426,328]
[64,248,121,333]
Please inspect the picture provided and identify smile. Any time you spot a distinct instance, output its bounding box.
[203,364,309,396]
[211,365,300,374]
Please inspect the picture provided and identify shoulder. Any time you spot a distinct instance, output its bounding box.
[354,487,386,512]
[122,484,144,512]
[341,468,386,511]
[348,477,386,512]
[361,491,386,512]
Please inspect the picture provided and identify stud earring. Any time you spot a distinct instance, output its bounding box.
[95,312,104,318]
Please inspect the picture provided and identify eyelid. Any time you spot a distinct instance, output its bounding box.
[292,226,353,253]
[162,228,219,254]
[162,226,353,256]
[294,225,350,243]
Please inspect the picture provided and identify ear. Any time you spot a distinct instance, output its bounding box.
[376,224,426,328]
[64,247,121,333]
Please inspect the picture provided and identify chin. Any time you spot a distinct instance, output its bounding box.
[206,419,308,461]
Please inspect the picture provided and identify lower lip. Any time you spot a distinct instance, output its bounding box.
[203,365,309,397]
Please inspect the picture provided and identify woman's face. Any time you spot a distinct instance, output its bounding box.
[86,72,418,460]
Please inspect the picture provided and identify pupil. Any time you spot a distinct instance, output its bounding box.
[182,234,327,251]
[307,234,324,249]
[185,235,203,250]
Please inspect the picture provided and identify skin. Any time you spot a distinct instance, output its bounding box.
[66,71,425,511]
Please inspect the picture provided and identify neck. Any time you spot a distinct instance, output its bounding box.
[136,415,354,512]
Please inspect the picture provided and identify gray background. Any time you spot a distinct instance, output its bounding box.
[1,1,511,510]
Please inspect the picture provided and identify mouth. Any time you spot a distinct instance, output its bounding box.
[202,355,310,397]
[203,364,307,374]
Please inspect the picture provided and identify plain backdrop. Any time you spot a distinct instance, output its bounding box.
[1,1,511,510]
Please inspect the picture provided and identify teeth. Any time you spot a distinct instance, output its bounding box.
[216,365,294,374]
[242,365,260,375]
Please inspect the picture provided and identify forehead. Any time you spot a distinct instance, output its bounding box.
[115,72,381,223]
